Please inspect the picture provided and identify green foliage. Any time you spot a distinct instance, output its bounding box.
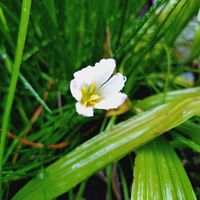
[0,0,32,197]
[0,0,200,199]
[132,137,196,200]
[12,95,200,199]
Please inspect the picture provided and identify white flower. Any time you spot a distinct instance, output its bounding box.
[70,58,127,117]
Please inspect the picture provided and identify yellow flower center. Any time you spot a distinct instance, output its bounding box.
[80,82,101,107]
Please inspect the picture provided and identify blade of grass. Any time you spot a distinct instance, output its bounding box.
[12,96,200,200]
[119,166,129,200]
[162,44,172,103]
[135,87,200,147]
[0,0,32,198]
[172,132,200,153]
[131,137,196,200]
[116,0,166,56]
[0,7,15,51]
[176,121,200,145]
[75,181,87,200]
[135,87,200,110]
[189,11,200,61]
[1,47,52,113]
[19,74,52,113]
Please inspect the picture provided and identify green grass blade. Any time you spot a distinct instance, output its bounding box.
[12,96,200,200]
[162,45,172,103]
[119,166,129,200]
[75,181,87,200]
[189,11,200,60]
[136,87,200,148]
[0,47,52,113]
[135,87,200,110]
[176,121,200,145]
[173,132,200,153]
[131,137,196,200]
[0,0,32,198]
[163,0,200,45]
[19,74,52,113]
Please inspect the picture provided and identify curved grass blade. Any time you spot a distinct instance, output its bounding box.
[135,87,200,110]
[131,137,196,200]
[12,96,200,200]
[173,132,200,153]
[135,87,200,145]
[176,121,200,145]
[19,74,52,113]
[1,47,52,113]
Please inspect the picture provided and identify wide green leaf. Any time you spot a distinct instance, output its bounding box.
[13,96,200,200]
[131,137,196,200]
[135,87,200,110]
[136,87,200,145]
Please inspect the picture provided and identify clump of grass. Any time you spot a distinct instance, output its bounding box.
[0,0,200,199]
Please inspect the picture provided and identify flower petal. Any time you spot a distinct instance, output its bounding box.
[94,92,127,110]
[73,65,94,86]
[75,102,94,117]
[100,73,127,96]
[73,58,116,87]
[93,58,116,86]
[70,79,82,101]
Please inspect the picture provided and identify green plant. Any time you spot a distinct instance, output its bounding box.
[0,0,200,199]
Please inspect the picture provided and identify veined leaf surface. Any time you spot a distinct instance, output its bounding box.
[13,96,200,200]
[131,137,196,200]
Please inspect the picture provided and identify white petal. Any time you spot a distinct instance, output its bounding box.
[93,58,116,86]
[100,73,127,96]
[75,102,94,117]
[73,65,95,86]
[95,92,127,110]
[70,79,82,101]
[73,58,116,87]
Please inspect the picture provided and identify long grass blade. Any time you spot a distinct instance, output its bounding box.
[0,0,32,198]
[12,96,200,200]
[131,137,196,200]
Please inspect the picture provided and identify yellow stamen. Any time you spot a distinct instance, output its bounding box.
[89,82,96,94]
[80,82,101,107]
[81,86,87,95]
[90,94,100,101]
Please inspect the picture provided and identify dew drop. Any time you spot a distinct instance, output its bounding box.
[123,76,127,82]
[38,172,45,179]
[71,163,82,170]
[182,111,189,116]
